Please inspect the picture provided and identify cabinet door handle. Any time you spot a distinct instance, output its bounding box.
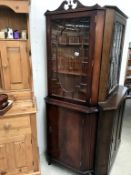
[4,123,11,130]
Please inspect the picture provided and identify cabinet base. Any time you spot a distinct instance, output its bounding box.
[47,157,94,175]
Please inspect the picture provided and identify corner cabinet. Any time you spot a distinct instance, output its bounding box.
[45,1,127,175]
[0,1,40,175]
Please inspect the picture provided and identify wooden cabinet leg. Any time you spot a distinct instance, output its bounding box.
[47,156,52,165]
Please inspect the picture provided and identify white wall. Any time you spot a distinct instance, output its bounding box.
[30,0,131,156]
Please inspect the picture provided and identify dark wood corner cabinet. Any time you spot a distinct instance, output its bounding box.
[45,1,127,175]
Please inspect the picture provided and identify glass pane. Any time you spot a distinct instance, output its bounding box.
[109,22,124,92]
[50,17,90,102]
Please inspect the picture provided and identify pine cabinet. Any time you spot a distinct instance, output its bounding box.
[0,0,40,175]
[45,1,127,175]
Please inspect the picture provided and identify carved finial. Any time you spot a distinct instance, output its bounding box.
[63,0,78,10]
[68,0,72,9]
[45,0,102,15]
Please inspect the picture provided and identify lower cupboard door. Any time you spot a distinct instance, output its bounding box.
[0,134,33,174]
[47,105,82,170]
[59,108,82,169]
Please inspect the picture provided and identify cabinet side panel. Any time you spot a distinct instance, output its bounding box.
[91,11,105,104]
[98,9,115,102]
[95,95,126,175]
[95,110,115,175]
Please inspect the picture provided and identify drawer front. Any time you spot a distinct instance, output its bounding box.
[0,115,31,137]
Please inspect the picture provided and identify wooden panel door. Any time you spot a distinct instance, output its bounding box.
[47,104,82,170]
[0,41,30,90]
[0,134,33,175]
[58,108,82,169]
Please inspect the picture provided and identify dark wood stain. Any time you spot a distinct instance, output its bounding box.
[45,1,127,174]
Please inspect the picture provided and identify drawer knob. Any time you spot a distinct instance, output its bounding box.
[4,123,11,130]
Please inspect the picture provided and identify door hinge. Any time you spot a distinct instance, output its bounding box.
[32,161,34,166]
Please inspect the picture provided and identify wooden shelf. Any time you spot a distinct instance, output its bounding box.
[127,66,131,70]
[52,43,89,46]
[54,70,86,76]
[0,39,27,41]
[126,75,131,79]
[1,100,36,117]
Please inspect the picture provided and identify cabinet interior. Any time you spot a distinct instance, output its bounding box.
[0,7,27,32]
[50,17,91,102]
